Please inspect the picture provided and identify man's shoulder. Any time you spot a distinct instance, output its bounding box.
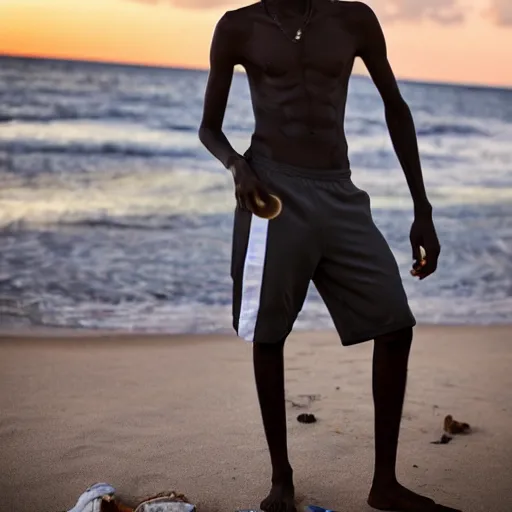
[218,2,261,25]
[328,1,379,24]
[214,2,260,42]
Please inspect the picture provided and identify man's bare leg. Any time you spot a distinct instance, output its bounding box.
[253,339,296,512]
[368,327,461,512]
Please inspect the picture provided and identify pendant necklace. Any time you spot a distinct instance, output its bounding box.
[262,0,313,43]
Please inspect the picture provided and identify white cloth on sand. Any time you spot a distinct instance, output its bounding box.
[67,483,116,512]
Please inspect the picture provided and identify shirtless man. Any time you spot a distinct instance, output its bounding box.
[199,1,458,511]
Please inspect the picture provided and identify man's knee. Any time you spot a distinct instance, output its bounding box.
[375,326,413,346]
[253,337,287,354]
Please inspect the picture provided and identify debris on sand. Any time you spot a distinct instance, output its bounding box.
[286,399,307,409]
[444,415,471,435]
[297,413,317,424]
[64,485,196,512]
[431,414,472,445]
[286,394,321,409]
[305,505,338,512]
[431,434,453,445]
[133,492,195,512]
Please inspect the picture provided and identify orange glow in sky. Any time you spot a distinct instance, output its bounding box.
[1,0,511,87]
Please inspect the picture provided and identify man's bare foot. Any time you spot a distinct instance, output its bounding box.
[260,479,296,512]
[368,481,462,511]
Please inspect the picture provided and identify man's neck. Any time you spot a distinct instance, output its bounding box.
[264,0,310,16]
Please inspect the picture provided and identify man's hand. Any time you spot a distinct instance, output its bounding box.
[410,213,441,280]
[229,156,272,212]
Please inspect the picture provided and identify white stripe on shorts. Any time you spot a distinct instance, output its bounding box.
[238,215,269,342]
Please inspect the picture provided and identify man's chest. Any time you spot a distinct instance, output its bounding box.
[241,15,358,78]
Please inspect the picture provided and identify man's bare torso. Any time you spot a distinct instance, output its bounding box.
[221,1,370,168]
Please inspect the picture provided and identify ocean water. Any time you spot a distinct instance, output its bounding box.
[0,56,511,332]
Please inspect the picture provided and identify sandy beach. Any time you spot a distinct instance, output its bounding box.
[1,325,511,512]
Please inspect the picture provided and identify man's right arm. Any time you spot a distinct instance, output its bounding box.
[198,13,244,170]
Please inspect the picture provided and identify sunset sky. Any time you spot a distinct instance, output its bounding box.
[1,0,511,87]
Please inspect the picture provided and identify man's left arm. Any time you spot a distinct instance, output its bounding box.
[355,2,440,278]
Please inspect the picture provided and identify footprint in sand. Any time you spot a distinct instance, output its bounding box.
[286,394,321,409]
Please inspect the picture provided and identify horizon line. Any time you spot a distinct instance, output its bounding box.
[1,52,511,93]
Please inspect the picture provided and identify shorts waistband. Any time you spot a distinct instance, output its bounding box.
[244,150,352,181]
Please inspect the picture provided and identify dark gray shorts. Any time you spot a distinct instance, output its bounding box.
[231,152,416,346]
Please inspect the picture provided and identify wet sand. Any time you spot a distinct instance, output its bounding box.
[1,325,511,512]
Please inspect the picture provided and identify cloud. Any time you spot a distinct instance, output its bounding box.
[129,0,466,21]
[368,0,465,24]
[486,0,512,25]
[128,0,229,8]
